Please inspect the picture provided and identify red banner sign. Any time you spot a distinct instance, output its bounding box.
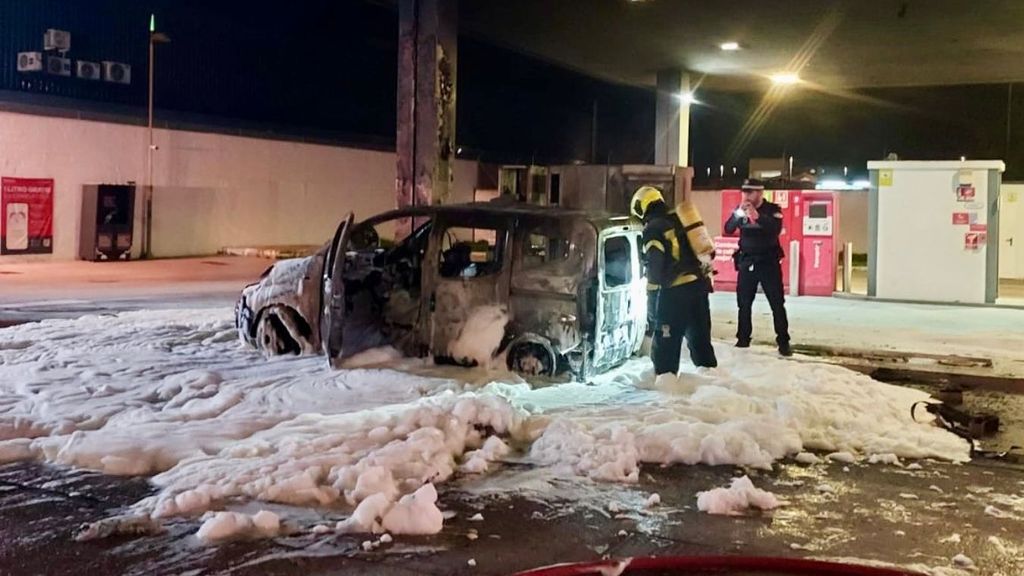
[1,177,54,254]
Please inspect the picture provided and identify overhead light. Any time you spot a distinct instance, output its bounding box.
[675,91,698,105]
[770,72,801,85]
[720,41,740,51]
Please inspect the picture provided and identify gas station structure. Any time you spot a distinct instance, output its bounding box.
[1,0,1022,307]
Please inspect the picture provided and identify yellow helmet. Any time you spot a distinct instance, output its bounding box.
[630,186,664,220]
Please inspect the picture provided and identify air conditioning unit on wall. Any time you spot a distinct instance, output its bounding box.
[46,55,71,76]
[102,61,131,84]
[76,60,101,80]
[44,29,71,51]
[17,52,43,72]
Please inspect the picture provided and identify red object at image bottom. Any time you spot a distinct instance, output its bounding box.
[512,556,920,576]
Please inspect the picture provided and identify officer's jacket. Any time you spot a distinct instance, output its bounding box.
[724,200,785,262]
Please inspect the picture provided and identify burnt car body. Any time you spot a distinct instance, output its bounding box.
[235,202,647,378]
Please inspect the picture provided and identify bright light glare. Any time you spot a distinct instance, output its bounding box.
[675,91,698,105]
[818,179,848,189]
[816,179,871,191]
[771,72,801,85]
[720,41,740,51]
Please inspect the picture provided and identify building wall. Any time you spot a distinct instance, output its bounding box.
[0,110,478,261]
[837,191,869,255]
[1000,183,1024,280]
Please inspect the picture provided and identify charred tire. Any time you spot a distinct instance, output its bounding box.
[255,305,304,356]
[507,337,557,377]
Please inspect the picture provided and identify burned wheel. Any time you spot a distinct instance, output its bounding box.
[255,305,305,356]
[507,340,557,377]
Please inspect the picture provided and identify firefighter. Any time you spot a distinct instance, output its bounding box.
[631,186,718,374]
[724,179,792,356]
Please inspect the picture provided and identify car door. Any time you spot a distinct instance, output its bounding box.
[320,212,354,368]
[592,230,645,371]
[421,213,512,363]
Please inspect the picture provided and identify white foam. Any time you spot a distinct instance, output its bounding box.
[0,310,970,544]
[696,475,781,515]
[196,510,281,543]
[447,305,509,368]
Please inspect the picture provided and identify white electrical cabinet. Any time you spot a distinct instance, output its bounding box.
[867,160,1004,304]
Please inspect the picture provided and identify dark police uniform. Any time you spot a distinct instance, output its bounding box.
[724,199,791,351]
[642,203,718,374]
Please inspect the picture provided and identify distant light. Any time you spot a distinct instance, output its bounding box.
[960,155,966,162]
[720,41,741,51]
[771,72,801,85]
[732,166,737,175]
[719,164,725,177]
[457,147,463,154]
[816,179,871,191]
[675,91,698,105]
[149,14,156,33]
[843,166,848,176]
[706,167,712,177]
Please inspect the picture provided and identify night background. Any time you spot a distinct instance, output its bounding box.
[1,0,1020,181]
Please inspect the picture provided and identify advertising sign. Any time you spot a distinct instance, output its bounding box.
[956,184,976,202]
[1,177,53,254]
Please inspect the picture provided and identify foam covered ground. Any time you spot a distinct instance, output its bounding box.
[0,308,969,542]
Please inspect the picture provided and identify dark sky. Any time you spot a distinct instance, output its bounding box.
[690,83,1018,181]
[2,0,1021,180]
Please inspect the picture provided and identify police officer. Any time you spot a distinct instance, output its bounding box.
[724,179,792,356]
[631,186,718,374]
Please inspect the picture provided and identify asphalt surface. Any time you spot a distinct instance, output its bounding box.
[1,456,1023,576]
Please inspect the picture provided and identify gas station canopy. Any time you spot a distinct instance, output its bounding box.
[459,0,1024,89]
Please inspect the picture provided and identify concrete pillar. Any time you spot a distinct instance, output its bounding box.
[655,69,690,167]
[397,0,457,237]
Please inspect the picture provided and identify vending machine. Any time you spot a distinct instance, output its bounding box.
[79,184,136,261]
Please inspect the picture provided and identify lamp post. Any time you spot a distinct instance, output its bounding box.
[143,14,169,259]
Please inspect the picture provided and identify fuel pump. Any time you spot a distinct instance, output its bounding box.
[798,191,839,296]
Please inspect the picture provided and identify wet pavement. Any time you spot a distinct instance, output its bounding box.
[2,454,1023,576]
[3,264,1024,575]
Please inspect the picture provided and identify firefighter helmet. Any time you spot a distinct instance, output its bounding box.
[630,186,664,220]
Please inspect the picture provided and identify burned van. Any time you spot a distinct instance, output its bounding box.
[235,202,647,379]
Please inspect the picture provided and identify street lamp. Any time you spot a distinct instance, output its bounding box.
[143,14,170,259]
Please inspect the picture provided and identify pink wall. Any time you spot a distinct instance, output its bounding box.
[0,111,479,260]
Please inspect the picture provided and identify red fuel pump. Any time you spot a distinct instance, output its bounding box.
[712,189,838,297]
[798,191,839,296]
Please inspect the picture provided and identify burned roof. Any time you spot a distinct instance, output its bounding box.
[358,201,640,231]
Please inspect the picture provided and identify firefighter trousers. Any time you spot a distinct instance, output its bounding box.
[652,280,718,374]
[736,259,790,345]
